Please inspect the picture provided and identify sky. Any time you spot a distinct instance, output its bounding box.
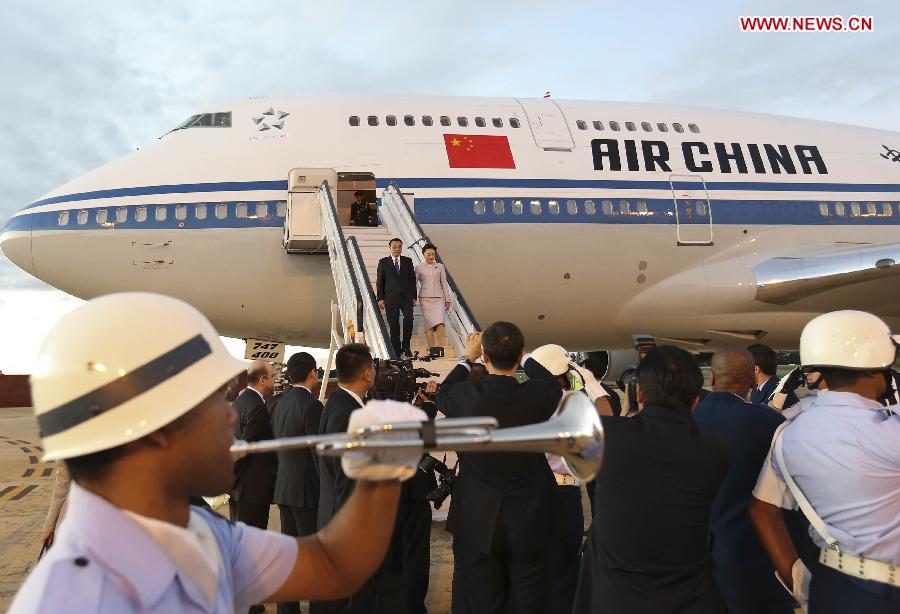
[1,0,898,373]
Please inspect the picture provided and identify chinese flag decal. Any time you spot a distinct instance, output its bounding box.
[443,134,516,169]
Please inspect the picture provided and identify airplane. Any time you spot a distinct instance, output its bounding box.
[3,94,900,373]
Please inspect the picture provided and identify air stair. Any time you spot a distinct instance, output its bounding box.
[283,170,480,388]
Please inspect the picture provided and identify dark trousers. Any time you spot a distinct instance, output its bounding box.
[548,485,582,614]
[452,506,548,614]
[809,562,900,614]
[386,299,414,356]
[400,500,432,614]
[277,505,320,614]
[228,498,270,530]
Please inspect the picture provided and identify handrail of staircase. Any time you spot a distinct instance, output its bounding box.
[384,181,481,332]
[346,236,396,360]
[319,181,364,345]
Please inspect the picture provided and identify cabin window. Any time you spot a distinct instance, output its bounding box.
[474,199,485,215]
[195,204,208,220]
[601,200,614,216]
[349,116,360,126]
[509,118,521,128]
[136,206,147,222]
[404,115,415,126]
[96,209,108,224]
[512,199,524,215]
[625,122,636,131]
[818,202,830,216]
[566,200,578,215]
[457,116,468,127]
[175,204,187,221]
[641,122,652,132]
[548,200,560,215]
[440,116,451,126]
[492,199,505,215]
[576,120,588,130]
[593,121,604,130]
[77,210,88,225]
[472,117,483,128]
[609,121,620,131]
[58,211,69,225]
[214,112,232,127]
[850,202,861,216]
[657,123,668,132]
[276,201,287,217]
[695,200,708,216]
[492,117,503,128]
[236,203,248,218]
[256,202,269,218]
[584,200,596,215]
[116,208,128,223]
[367,116,378,126]
[834,202,846,216]
[865,202,877,216]
[619,200,631,214]
[636,200,649,214]
[422,115,433,126]
[688,123,700,133]
[155,205,167,222]
[530,199,542,215]
[386,115,397,126]
[673,123,684,133]
[215,203,227,219]
[882,202,893,216]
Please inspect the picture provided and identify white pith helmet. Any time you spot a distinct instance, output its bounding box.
[531,344,571,376]
[31,292,247,461]
[800,310,900,371]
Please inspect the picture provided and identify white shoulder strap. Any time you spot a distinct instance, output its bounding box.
[772,427,840,550]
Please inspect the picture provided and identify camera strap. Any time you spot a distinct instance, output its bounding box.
[420,420,438,449]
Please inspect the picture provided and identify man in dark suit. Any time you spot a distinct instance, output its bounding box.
[436,323,563,614]
[572,346,731,614]
[272,352,324,614]
[318,343,406,614]
[693,346,797,614]
[376,238,417,357]
[748,344,799,409]
[230,359,277,531]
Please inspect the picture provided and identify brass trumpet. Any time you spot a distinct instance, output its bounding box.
[231,393,604,481]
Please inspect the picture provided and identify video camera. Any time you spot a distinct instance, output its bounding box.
[417,454,457,509]
[372,358,438,403]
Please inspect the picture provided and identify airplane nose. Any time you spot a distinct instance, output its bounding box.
[0,213,34,275]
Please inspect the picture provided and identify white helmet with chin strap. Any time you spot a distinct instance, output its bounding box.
[31,292,247,461]
[531,344,571,376]
[800,310,900,370]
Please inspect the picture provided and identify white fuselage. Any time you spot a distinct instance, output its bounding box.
[3,94,900,350]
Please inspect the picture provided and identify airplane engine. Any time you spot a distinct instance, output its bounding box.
[583,349,640,383]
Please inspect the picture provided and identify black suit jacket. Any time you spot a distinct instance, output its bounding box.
[436,358,562,551]
[271,386,323,510]
[693,392,794,605]
[572,406,731,614]
[376,255,416,304]
[231,388,277,505]
[317,387,363,529]
[751,376,799,409]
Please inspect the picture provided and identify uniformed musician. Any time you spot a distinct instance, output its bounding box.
[10,292,426,613]
[749,310,900,613]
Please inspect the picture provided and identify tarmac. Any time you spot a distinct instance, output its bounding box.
[0,407,458,612]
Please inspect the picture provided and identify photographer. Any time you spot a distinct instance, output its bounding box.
[436,325,562,614]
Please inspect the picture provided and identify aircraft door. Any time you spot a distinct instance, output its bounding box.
[669,174,713,246]
[284,168,337,253]
[515,98,575,150]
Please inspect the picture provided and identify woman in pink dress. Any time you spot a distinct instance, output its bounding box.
[415,243,452,351]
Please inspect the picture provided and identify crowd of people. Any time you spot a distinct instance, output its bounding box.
[12,292,900,614]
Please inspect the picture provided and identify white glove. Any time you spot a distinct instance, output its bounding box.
[570,363,608,402]
[775,558,811,608]
[341,400,428,482]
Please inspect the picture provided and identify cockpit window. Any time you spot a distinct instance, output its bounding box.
[165,112,232,136]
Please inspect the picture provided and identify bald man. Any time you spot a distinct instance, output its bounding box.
[693,347,796,614]
[230,359,278,530]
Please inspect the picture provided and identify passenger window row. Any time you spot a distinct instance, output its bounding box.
[349,115,522,129]
[819,201,895,217]
[57,201,289,226]
[472,199,651,216]
[575,119,700,134]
